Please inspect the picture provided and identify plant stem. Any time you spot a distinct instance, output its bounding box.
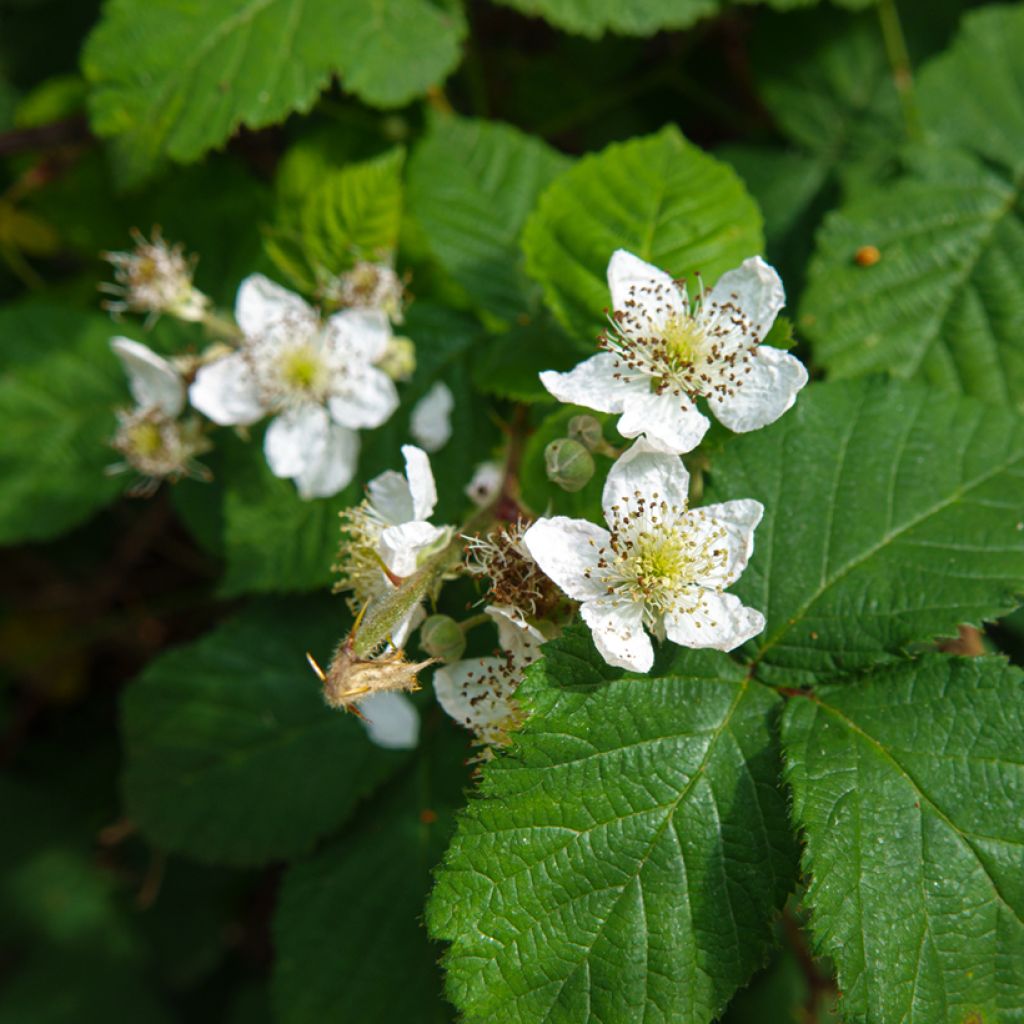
[877,0,922,142]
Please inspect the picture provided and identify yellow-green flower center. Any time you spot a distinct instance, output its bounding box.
[279,344,323,394]
[662,312,707,368]
[128,420,165,458]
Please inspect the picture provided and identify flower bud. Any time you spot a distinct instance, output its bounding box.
[377,336,416,381]
[419,614,466,663]
[567,414,603,451]
[544,438,595,493]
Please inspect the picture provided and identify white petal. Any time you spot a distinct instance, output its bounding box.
[522,517,609,602]
[401,444,437,521]
[617,389,710,454]
[663,591,765,652]
[539,352,647,414]
[264,404,329,479]
[379,521,449,578]
[686,499,763,588]
[706,256,784,342]
[189,352,266,426]
[367,470,414,525]
[486,605,545,665]
[358,692,419,750]
[580,597,653,673]
[434,658,517,734]
[326,308,391,363]
[391,604,425,649]
[110,337,184,417]
[602,438,690,519]
[295,421,360,500]
[409,381,454,453]
[327,366,399,429]
[709,345,808,433]
[465,460,503,507]
[235,274,314,338]
[607,249,687,333]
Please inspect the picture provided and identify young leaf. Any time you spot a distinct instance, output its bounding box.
[429,628,796,1024]
[522,125,762,341]
[407,115,570,320]
[707,379,1024,686]
[83,0,465,185]
[782,655,1024,1024]
[121,599,407,866]
[266,147,405,295]
[0,305,126,544]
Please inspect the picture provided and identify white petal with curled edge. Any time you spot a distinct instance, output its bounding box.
[379,521,449,578]
[617,388,710,454]
[367,470,414,525]
[663,591,765,652]
[539,352,647,414]
[327,365,399,429]
[602,437,690,519]
[486,605,545,665]
[607,249,687,334]
[522,517,609,602]
[294,421,360,500]
[189,352,266,426]
[410,381,454,453]
[434,658,517,735]
[401,444,437,521]
[263,403,329,479]
[110,337,185,417]
[580,596,653,673]
[358,691,419,750]
[326,308,391,363]
[685,499,763,588]
[234,274,314,338]
[706,256,785,342]
[709,344,808,433]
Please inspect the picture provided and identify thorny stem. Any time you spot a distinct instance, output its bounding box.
[876,0,922,142]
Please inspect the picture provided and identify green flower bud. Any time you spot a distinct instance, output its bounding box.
[419,614,466,663]
[567,414,603,452]
[544,438,595,493]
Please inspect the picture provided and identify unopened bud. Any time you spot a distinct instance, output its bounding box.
[419,614,466,662]
[567,415,603,451]
[544,438,595,493]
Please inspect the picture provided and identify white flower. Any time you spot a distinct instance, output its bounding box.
[101,229,209,324]
[433,605,541,748]
[523,438,765,673]
[335,445,452,646]
[540,250,808,454]
[465,460,502,507]
[108,338,209,491]
[189,274,400,499]
[357,691,419,749]
[410,381,453,452]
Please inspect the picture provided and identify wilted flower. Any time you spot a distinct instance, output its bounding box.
[433,605,541,750]
[189,274,399,499]
[334,445,452,646]
[540,250,807,453]
[523,439,765,672]
[101,229,209,324]
[108,338,209,493]
[410,380,453,452]
[321,260,406,324]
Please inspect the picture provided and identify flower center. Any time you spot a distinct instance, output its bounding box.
[662,312,707,370]
[129,419,165,458]
[278,343,325,395]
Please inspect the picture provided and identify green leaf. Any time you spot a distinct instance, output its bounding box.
[917,5,1024,182]
[273,726,464,1024]
[83,0,465,186]
[407,115,570,320]
[706,379,1024,686]
[800,149,1024,409]
[429,628,797,1024]
[488,0,718,39]
[121,598,407,866]
[523,125,763,342]
[471,317,583,403]
[266,147,405,295]
[0,304,126,545]
[782,654,1024,1024]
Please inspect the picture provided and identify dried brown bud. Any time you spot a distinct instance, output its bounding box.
[307,644,434,711]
